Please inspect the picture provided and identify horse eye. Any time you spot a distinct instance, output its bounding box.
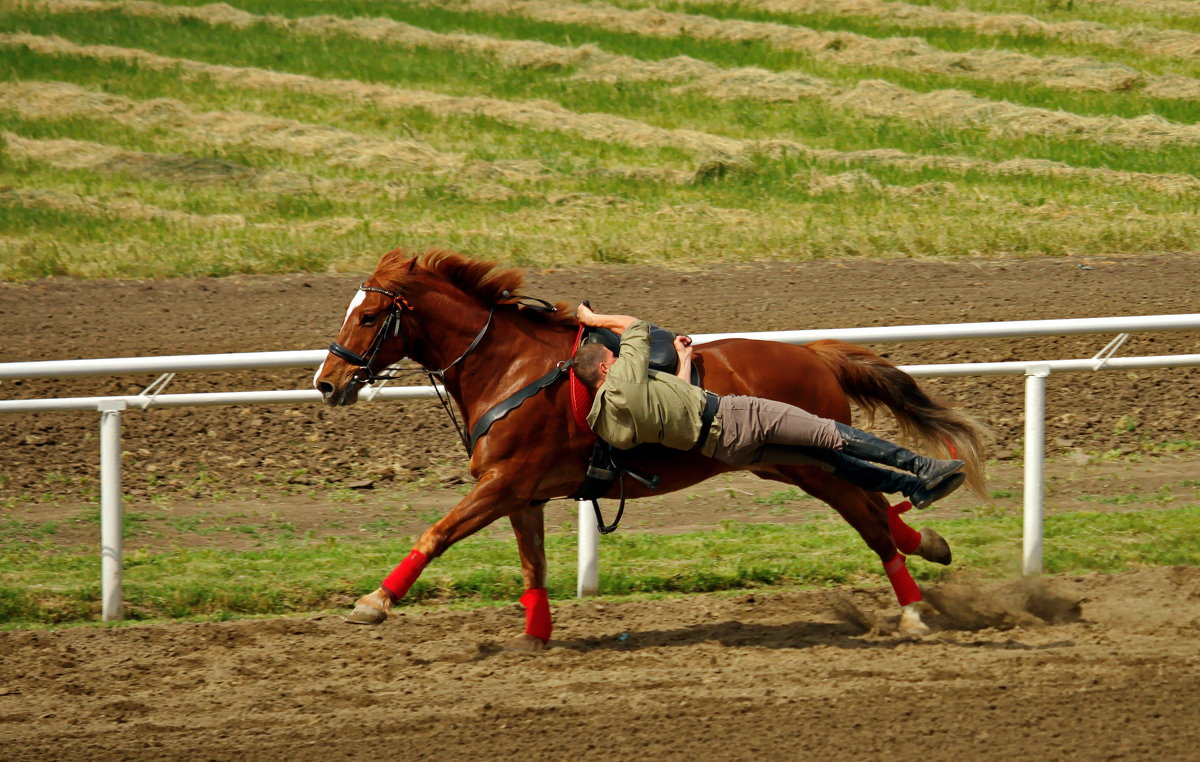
[360,313,378,326]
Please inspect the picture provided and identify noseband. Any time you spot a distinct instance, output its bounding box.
[327,282,495,383]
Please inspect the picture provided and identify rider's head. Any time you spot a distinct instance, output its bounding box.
[573,343,616,389]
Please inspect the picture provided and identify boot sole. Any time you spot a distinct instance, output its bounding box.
[911,471,966,509]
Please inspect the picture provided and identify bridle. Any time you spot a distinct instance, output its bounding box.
[327,282,495,384]
[325,281,557,453]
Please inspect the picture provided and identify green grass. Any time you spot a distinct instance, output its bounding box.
[2,505,1196,627]
[627,0,1200,73]
[8,5,1200,160]
[130,0,1200,120]
[872,0,1200,35]
[2,0,1198,277]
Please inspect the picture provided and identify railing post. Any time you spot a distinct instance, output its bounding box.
[97,399,126,621]
[1022,365,1051,576]
[577,499,599,597]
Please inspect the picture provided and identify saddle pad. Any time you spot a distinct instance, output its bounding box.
[568,324,595,432]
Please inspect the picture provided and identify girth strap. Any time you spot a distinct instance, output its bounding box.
[467,362,570,456]
[697,391,720,452]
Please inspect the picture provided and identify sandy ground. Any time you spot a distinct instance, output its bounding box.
[1,254,1198,758]
[0,567,1198,760]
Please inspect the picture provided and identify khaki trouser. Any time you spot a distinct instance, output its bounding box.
[709,395,842,467]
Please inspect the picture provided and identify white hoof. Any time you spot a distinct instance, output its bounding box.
[898,603,931,638]
[343,588,392,625]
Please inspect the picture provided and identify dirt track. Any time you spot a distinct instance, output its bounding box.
[1,254,1199,758]
[0,567,1198,760]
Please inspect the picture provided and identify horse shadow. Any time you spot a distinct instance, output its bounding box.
[547,618,1078,655]
[552,618,888,653]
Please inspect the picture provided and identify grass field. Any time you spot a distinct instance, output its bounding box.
[3,505,1198,626]
[3,0,1200,278]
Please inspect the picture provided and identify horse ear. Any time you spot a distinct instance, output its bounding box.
[407,257,417,272]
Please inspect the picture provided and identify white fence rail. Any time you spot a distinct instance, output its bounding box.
[2,314,1198,619]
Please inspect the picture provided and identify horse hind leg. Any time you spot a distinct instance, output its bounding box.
[762,467,933,637]
[878,495,952,566]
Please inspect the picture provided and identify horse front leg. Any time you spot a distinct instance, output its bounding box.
[505,501,552,652]
[346,472,529,625]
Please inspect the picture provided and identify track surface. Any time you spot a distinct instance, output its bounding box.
[1,255,1199,759]
[1,567,1198,760]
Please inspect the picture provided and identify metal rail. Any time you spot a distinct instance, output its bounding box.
[2,313,1198,618]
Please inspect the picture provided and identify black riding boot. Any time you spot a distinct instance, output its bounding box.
[795,447,965,509]
[834,421,964,491]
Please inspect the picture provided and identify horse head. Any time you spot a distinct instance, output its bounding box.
[314,249,422,406]
[314,248,535,407]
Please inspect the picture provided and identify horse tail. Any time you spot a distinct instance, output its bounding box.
[806,340,990,497]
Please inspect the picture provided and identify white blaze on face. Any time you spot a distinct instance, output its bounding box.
[314,288,369,387]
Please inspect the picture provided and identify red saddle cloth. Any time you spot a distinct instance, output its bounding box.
[568,324,595,432]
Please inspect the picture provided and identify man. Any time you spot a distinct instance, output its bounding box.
[573,304,965,509]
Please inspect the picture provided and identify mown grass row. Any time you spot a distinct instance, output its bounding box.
[615,0,1200,66]
[1,505,1197,627]
[137,0,1200,118]
[2,0,1199,278]
[4,9,1198,185]
[8,5,1196,165]
[838,0,1200,34]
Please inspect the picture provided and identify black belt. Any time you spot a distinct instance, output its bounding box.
[697,391,720,451]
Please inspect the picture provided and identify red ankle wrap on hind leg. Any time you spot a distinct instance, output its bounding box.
[520,588,552,643]
[382,550,428,601]
[887,501,922,555]
[883,553,922,607]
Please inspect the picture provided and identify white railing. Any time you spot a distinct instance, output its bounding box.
[2,314,1198,618]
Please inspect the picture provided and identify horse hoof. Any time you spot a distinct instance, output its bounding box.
[898,603,931,638]
[343,589,391,625]
[915,527,952,565]
[502,633,547,653]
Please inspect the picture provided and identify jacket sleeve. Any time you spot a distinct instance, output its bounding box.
[611,321,650,383]
[598,321,652,445]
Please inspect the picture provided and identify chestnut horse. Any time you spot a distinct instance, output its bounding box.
[315,249,987,648]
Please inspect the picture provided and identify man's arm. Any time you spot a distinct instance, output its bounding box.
[576,304,637,334]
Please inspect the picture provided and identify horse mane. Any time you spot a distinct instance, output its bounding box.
[376,248,577,325]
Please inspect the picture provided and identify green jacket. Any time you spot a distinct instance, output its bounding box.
[586,321,718,454]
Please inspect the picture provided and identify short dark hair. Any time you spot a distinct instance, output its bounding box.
[572,343,612,388]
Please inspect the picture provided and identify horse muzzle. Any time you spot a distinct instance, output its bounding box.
[316,375,364,407]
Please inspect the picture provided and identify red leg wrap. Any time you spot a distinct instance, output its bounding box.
[883,552,922,607]
[519,588,552,643]
[381,550,428,602]
[887,501,922,555]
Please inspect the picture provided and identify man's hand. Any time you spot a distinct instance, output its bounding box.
[674,335,694,380]
[576,303,600,326]
[673,334,694,358]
